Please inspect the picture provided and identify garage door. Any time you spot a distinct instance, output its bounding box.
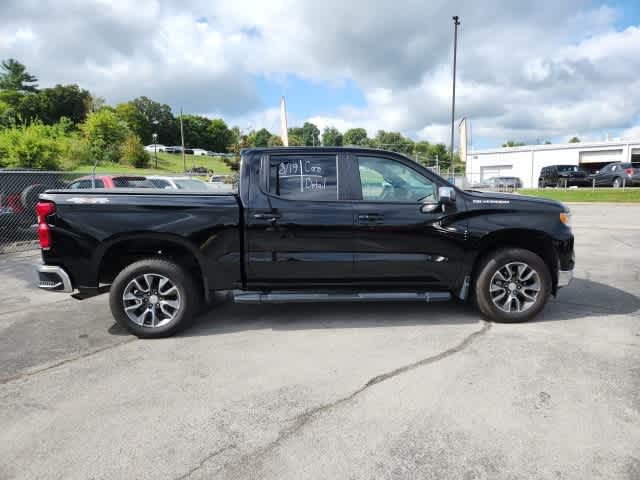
[579,150,622,164]
[480,165,512,181]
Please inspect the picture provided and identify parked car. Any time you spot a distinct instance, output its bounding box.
[538,165,589,188]
[208,174,235,192]
[589,162,640,188]
[192,148,208,156]
[147,176,210,190]
[35,147,574,338]
[144,144,166,152]
[486,176,523,189]
[165,146,183,154]
[67,175,154,189]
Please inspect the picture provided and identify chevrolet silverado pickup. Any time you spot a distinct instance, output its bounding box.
[35,147,574,338]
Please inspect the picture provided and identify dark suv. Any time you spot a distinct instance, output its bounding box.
[589,162,640,188]
[538,165,589,188]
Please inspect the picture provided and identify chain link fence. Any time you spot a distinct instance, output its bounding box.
[0,171,85,254]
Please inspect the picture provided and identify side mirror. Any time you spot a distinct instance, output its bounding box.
[438,186,456,205]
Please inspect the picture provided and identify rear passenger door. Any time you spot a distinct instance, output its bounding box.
[245,152,356,287]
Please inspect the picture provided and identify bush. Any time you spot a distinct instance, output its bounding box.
[81,108,129,164]
[223,155,240,171]
[0,121,70,170]
[120,133,150,168]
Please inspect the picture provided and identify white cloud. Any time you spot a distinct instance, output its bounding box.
[0,0,639,146]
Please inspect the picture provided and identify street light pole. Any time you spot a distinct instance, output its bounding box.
[152,131,158,169]
[450,15,460,166]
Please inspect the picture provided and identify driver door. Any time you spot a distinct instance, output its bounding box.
[351,154,466,288]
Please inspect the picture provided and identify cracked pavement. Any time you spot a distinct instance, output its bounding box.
[1,204,639,479]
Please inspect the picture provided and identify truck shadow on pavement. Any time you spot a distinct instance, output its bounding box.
[173,278,639,338]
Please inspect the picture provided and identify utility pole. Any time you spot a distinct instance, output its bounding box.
[180,108,186,173]
[450,15,460,165]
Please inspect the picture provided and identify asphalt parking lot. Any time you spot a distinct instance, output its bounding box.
[1,203,639,480]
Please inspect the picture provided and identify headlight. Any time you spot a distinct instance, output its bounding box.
[559,211,572,227]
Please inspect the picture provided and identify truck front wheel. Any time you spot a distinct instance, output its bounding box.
[473,248,551,323]
[109,258,201,338]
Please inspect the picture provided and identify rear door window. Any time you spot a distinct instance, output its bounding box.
[268,155,338,201]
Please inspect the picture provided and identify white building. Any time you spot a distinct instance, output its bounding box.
[465,139,640,188]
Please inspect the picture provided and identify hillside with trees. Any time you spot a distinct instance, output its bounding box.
[0,59,461,173]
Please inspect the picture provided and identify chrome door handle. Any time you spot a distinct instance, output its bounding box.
[253,212,280,221]
[358,213,383,222]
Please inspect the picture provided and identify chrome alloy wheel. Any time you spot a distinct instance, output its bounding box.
[489,262,541,313]
[122,274,181,328]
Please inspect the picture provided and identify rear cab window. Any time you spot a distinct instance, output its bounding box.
[268,155,338,201]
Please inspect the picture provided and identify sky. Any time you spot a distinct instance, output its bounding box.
[1,0,640,149]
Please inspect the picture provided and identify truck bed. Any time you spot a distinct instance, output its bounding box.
[39,189,243,292]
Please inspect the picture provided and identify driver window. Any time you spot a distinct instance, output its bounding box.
[357,156,436,203]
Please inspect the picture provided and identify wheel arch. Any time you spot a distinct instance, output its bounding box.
[95,233,209,299]
[469,229,558,295]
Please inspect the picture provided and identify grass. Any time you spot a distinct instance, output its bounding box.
[70,152,233,175]
[517,188,640,202]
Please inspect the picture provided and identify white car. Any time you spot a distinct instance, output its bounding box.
[147,176,209,190]
[192,148,209,156]
[144,144,167,152]
[208,175,235,193]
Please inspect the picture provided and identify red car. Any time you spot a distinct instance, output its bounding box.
[67,175,154,189]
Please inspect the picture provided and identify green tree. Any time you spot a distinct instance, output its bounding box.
[321,126,343,146]
[130,96,177,145]
[253,128,272,147]
[502,140,525,147]
[343,127,368,146]
[268,135,284,146]
[181,114,212,149]
[301,122,320,146]
[568,136,580,143]
[288,126,304,139]
[288,134,303,146]
[115,102,151,142]
[17,85,91,125]
[0,59,38,92]
[81,108,130,163]
[208,118,235,152]
[372,130,414,155]
[120,133,150,168]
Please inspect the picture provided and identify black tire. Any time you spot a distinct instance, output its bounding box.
[612,177,622,188]
[109,258,201,338]
[538,179,545,188]
[473,248,551,323]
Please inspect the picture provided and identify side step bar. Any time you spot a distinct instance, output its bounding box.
[233,291,451,304]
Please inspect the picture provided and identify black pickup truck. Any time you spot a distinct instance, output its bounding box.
[35,147,574,338]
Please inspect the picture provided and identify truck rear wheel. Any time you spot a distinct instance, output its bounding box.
[109,258,201,338]
[473,248,551,323]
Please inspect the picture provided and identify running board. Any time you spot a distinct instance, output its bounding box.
[233,291,451,304]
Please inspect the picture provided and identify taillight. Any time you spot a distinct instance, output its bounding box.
[36,201,55,250]
[625,168,634,177]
